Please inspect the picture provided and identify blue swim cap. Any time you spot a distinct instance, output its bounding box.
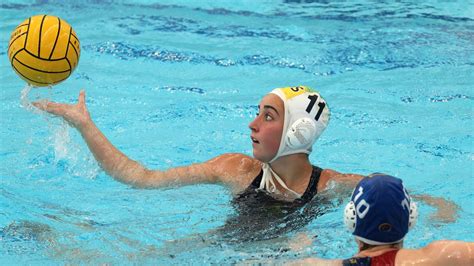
[344,174,417,245]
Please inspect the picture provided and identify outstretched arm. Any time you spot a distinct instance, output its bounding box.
[411,194,459,223]
[318,170,459,224]
[286,258,341,266]
[33,91,260,190]
[399,240,474,266]
[287,241,474,266]
[34,90,152,185]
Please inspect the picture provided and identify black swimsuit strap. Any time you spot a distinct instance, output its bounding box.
[299,165,322,203]
[247,165,322,203]
[250,169,264,188]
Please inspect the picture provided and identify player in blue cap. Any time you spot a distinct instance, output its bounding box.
[293,174,473,266]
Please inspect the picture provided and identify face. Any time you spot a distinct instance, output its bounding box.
[248,94,285,162]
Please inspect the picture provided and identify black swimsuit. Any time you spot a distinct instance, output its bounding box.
[216,165,325,242]
[236,165,323,205]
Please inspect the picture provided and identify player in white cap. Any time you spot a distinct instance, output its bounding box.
[34,86,361,204]
[33,86,456,232]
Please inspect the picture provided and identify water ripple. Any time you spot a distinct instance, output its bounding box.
[85,42,327,74]
[429,94,472,103]
[410,13,474,23]
[152,86,205,94]
[0,3,29,9]
[415,143,470,158]
[400,94,473,103]
[1,220,53,254]
[86,42,204,63]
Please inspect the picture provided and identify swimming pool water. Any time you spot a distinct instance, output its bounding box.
[1,0,473,264]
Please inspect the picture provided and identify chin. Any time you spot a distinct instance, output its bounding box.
[252,152,272,163]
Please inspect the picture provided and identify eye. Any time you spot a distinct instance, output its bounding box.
[255,112,260,117]
[264,113,273,121]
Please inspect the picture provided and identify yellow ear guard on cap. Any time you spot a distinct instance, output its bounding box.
[270,86,330,162]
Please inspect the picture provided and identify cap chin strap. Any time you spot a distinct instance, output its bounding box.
[355,236,405,246]
[259,163,302,199]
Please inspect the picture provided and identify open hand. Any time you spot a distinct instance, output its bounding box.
[33,90,92,129]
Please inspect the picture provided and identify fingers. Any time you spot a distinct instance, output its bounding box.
[32,89,85,111]
[32,101,65,115]
[32,89,86,118]
[32,100,51,111]
[78,90,86,106]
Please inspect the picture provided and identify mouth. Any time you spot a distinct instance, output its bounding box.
[251,136,259,144]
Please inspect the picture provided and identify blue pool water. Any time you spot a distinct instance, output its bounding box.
[1,0,473,264]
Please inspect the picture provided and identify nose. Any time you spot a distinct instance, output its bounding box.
[248,116,259,132]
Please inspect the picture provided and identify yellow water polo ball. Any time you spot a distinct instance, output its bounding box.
[8,15,81,87]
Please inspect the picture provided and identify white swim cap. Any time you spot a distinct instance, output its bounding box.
[269,86,330,163]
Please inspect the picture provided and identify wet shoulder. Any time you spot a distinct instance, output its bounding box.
[317,168,341,192]
[209,153,262,193]
[396,241,474,266]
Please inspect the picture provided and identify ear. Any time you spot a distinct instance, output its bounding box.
[355,239,363,251]
[396,241,404,249]
[286,118,316,149]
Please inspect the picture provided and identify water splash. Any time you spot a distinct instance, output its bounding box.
[20,84,54,114]
[48,120,100,180]
[52,121,72,161]
[20,85,100,179]
[20,84,35,111]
